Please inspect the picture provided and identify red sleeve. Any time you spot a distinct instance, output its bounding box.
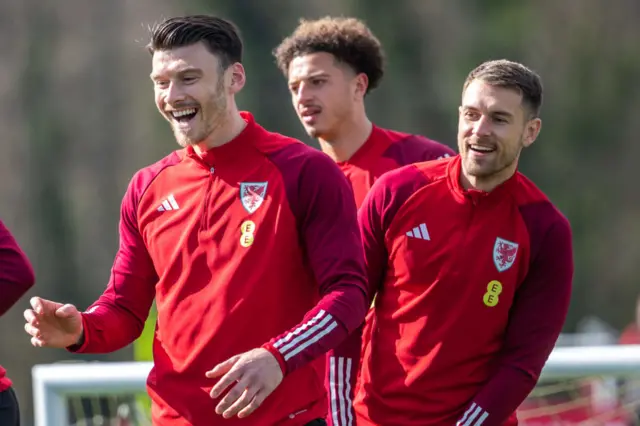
[261,146,369,378]
[70,173,158,353]
[0,220,35,316]
[323,166,429,426]
[457,206,573,426]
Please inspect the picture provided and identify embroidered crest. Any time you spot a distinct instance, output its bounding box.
[493,237,519,272]
[239,182,268,214]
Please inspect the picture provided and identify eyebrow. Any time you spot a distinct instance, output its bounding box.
[150,67,203,80]
[462,105,514,118]
[288,71,331,84]
[492,110,514,119]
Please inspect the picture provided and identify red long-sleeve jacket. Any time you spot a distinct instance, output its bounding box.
[352,156,573,425]
[70,112,369,426]
[0,219,36,391]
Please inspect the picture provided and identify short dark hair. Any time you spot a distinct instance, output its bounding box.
[273,17,385,94]
[147,15,243,69]
[463,59,543,118]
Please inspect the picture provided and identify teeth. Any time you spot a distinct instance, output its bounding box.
[471,145,493,152]
[171,108,196,118]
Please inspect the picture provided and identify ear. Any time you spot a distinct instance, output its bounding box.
[354,73,369,99]
[227,63,246,95]
[522,117,542,148]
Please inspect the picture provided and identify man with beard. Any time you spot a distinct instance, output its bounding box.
[352,59,574,425]
[23,15,369,426]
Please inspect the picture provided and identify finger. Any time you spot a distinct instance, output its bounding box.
[237,389,269,419]
[206,355,240,379]
[216,378,255,418]
[210,365,242,399]
[30,297,44,314]
[24,309,39,325]
[222,388,257,419]
[30,336,45,347]
[24,323,42,338]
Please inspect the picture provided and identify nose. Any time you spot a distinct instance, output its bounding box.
[164,82,186,105]
[472,115,492,137]
[295,82,313,104]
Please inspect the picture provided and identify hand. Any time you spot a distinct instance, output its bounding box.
[24,297,83,348]
[206,348,283,419]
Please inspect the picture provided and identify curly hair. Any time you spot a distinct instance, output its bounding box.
[273,17,385,94]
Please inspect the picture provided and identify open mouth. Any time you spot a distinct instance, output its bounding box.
[469,145,495,154]
[170,108,198,123]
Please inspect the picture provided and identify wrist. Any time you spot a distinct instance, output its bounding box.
[261,343,287,376]
[75,329,85,346]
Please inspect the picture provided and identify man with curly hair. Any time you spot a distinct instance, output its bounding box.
[274,17,455,426]
[273,17,455,209]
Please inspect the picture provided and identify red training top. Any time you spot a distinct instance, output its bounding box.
[354,156,573,426]
[336,126,455,209]
[327,126,454,425]
[70,112,369,426]
[0,219,36,391]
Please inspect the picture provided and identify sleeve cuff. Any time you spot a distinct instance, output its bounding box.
[66,314,90,353]
[261,342,287,376]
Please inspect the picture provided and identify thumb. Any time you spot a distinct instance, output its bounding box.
[55,304,79,319]
[205,355,241,378]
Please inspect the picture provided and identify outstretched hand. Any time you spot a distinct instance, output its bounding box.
[24,296,83,348]
[206,348,283,419]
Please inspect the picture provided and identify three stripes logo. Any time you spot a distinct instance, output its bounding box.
[457,402,489,425]
[273,309,337,362]
[157,194,180,212]
[406,223,430,240]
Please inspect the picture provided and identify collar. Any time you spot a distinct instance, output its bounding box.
[447,155,519,205]
[186,111,259,167]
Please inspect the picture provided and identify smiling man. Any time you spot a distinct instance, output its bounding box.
[23,15,370,426]
[350,59,574,426]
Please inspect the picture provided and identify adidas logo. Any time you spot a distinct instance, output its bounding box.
[157,194,180,212]
[406,223,430,240]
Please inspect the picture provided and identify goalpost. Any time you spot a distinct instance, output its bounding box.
[32,345,640,426]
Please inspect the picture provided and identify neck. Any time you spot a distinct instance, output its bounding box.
[460,162,517,192]
[193,104,247,154]
[318,110,372,162]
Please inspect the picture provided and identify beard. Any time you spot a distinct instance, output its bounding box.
[172,83,228,148]
[461,135,522,179]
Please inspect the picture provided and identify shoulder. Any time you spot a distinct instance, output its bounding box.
[257,128,345,183]
[379,127,456,165]
[126,150,184,205]
[363,159,450,230]
[514,173,572,255]
[373,156,451,197]
[515,173,570,229]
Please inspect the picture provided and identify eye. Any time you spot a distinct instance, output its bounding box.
[182,76,198,84]
[310,78,326,86]
[154,80,169,89]
[464,110,480,120]
[289,84,299,94]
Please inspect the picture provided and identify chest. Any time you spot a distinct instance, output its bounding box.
[385,190,530,315]
[136,161,298,275]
